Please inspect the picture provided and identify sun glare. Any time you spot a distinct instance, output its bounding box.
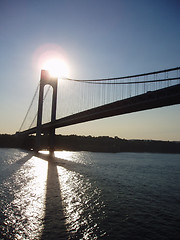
[43,58,69,78]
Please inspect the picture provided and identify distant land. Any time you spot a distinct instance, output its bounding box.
[0,134,180,154]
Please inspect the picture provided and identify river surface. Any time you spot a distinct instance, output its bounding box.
[0,148,180,239]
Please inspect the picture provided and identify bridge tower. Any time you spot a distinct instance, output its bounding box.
[36,70,58,153]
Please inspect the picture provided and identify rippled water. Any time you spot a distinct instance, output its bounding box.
[0,148,180,239]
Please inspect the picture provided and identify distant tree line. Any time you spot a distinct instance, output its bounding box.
[0,134,180,154]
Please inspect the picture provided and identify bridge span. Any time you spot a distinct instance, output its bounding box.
[20,83,180,135]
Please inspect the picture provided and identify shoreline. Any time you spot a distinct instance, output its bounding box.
[1,134,180,154]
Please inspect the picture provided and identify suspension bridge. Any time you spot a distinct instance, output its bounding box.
[17,67,180,151]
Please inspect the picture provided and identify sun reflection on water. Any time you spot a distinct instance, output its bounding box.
[2,150,107,239]
[39,150,75,160]
[2,155,48,239]
[54,150,107,239]
[54,150,75,160]
[57,165,107,239]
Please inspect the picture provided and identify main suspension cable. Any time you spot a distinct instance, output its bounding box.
[19,82,40,132]
[64,67,180,82]
[75,77,180,85]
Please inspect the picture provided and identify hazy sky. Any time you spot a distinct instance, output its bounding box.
[0,0,180,140]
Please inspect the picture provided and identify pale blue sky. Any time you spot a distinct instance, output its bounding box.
[0,0,180,140]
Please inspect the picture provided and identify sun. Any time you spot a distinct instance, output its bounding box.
[43,58,69,78]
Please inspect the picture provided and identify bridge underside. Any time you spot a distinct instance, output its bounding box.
[20,84,180,135]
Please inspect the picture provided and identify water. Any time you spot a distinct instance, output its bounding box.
[0,148,180,239]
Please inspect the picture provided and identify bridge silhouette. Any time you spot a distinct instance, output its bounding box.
[18,67,180,151]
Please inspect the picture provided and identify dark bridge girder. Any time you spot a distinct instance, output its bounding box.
[20,84,180,135]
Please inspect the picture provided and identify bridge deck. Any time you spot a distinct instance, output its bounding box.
[20,84,180,135]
